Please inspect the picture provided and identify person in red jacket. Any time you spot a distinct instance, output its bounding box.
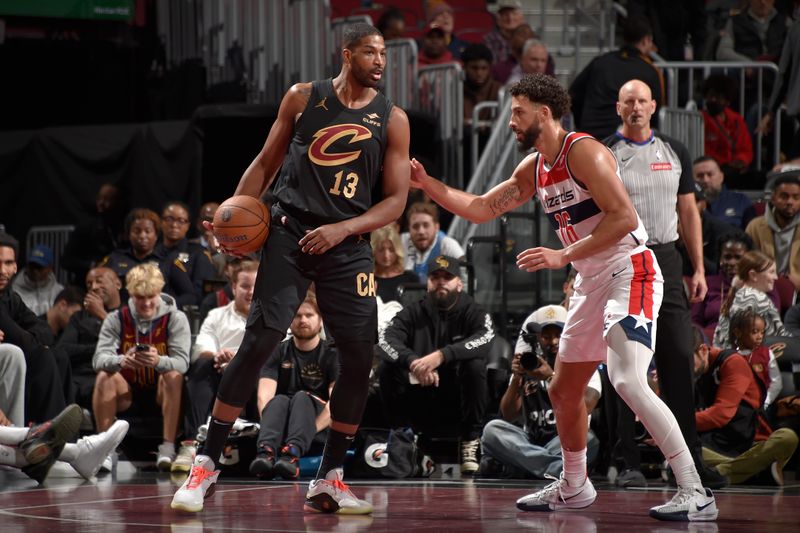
[692,323,797,485]
[701,74,754,178]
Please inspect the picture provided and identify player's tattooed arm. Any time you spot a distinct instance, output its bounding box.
[489,183,522,216]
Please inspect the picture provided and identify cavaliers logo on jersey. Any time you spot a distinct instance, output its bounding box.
[308,124,372,167]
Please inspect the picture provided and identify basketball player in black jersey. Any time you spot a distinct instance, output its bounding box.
[172,23,411,514]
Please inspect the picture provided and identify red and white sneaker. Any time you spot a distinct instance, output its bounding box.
[304,468,373,515]
[170,455,219,512]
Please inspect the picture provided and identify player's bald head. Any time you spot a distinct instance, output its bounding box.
[618,79,653,103]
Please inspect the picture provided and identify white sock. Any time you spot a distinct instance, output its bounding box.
[0,426,33,445]
[160,441,175,455]
[59,442,78,463]
[0,443,27,467]
[562,448,587,487]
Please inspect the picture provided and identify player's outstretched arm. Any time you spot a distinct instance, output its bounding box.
[410,155,537,224]
[234,83,311,198]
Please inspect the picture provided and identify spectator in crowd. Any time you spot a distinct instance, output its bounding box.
[12,244,64,316]
[0,232,67,423]
[99,208,195,308]
[463,43,503,126]
[745,175,800,289]
[418,24,454,66]
[190,202,220,253]
[506,39,550,86]
[758,19,800,162]
[483,0,526,83]
[426,1,469,60]
[694,156,754,229]
[693,324,797,485]
[62,182,125,284]
[377,255,493,475]
[401,202,465,281]
[41,287,83,345]
[713,250,789,348]
[156,201,217,305]
[371,225,419,304]
[0,340,26,427]
[492,23,536,84]
[0,404,129,484]
[56,267,122,411]
[250,292,339,480]
[700,76,754,180]
[716,0,788,66]
[481,305,601,479]
[726,309,782,412]
[92,263,190,471]
[570,15,663,140]
[181,260,258,473]
[376,6,406,41]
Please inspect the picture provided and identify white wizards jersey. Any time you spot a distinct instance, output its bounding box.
[534,132,650,276]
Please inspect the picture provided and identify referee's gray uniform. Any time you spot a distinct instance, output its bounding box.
[603,131,702,470]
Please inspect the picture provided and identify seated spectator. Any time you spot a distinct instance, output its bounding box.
[0,403,129,484]
[401,202,465,281]
[0,232,67,423]
[700,75,754,177]
[56,267,122,411]
[377,255,493,475]
[715,0,788,67]
[376,6,406,41]
[371,225,419,304]
[483,0,526,83]
[463,43,503,126]
[418,24,454,66]
[492,23,536,84]
[727,309,782,412]
[713,250,789,348]
[0,340,26,426]
[41,287,84,345]
[99,208,195,308]
[426,1,469,60]
[180,260,258,473]
[694,156,754,229]
[189,202,224,277]
[62,182,125,284]
[693,325,798,485]
[12,244,64,316]
[156,201,217,305]
[506,38,550,86]
[745,175,800,289]
[92,263,190,471]
[249,292,338,480]
[480,305,601,479]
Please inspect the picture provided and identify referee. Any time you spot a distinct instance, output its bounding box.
[603,79,727,488]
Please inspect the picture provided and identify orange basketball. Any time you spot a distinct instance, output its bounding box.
[212,195,271,255]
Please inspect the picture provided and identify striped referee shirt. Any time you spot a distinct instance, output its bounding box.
[604,131,694,245]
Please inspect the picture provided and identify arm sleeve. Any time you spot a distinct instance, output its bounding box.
[155,311,191,374]
[695,356,752,431]
[92,312,125,372]
[440,305,495,363]
[377,306,420,368]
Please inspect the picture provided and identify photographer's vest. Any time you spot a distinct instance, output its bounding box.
[118,306,170,387]
[521,378,558,445]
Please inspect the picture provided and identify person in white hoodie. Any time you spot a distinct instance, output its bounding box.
[92,263,190,471]
[12,244,63,316]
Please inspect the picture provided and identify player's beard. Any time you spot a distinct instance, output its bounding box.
[517,120,542,152]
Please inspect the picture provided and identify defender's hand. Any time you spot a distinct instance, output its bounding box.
[409,158,428,190]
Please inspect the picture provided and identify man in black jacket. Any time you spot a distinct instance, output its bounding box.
[377,254,494,475]
[0,232,67,423]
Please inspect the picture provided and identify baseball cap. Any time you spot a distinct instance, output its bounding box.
[694,181,706,201]
[427,2,453,23]
[497,0,523,11]
[28,244,54,268]
[427,255,461,278]
[529,304,567,329]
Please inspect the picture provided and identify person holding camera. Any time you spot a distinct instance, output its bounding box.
[92,263,191,470]
[481,305,601,479]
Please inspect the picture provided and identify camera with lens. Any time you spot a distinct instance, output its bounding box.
[518,322,542,371]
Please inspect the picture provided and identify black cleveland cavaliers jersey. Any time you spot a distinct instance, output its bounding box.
[272,79,394,227]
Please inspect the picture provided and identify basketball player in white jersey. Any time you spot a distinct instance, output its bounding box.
[409,73,717,521]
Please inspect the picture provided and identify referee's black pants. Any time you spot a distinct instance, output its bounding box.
[604,243,700,470]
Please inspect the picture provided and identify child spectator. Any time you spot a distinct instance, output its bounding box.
[728,309,782,412]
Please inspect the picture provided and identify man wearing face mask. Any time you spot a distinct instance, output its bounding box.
[377,254,494,475]
[700,75,753,182]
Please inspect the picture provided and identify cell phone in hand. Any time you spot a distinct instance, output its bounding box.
[135,344,149,352]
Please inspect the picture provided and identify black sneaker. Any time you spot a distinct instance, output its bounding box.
[616,468,648,488]
[249,446,275,479]
[20,404,82,484]
[273,444,300,480]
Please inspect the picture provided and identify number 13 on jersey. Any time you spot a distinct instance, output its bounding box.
[554,211,579,244]
[329,170,359,198]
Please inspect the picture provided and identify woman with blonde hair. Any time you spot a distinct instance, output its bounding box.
[713,250,790,348]
[370,224,419,303]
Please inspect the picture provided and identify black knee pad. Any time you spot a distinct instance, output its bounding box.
[329,340,374,426]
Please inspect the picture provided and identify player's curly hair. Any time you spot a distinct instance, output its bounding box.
[509,73,571,120]
[126,262,165,297]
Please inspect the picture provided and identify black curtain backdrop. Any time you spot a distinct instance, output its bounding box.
[0,121,201,255]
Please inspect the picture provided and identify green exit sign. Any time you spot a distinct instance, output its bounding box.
[0,0,134,21]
